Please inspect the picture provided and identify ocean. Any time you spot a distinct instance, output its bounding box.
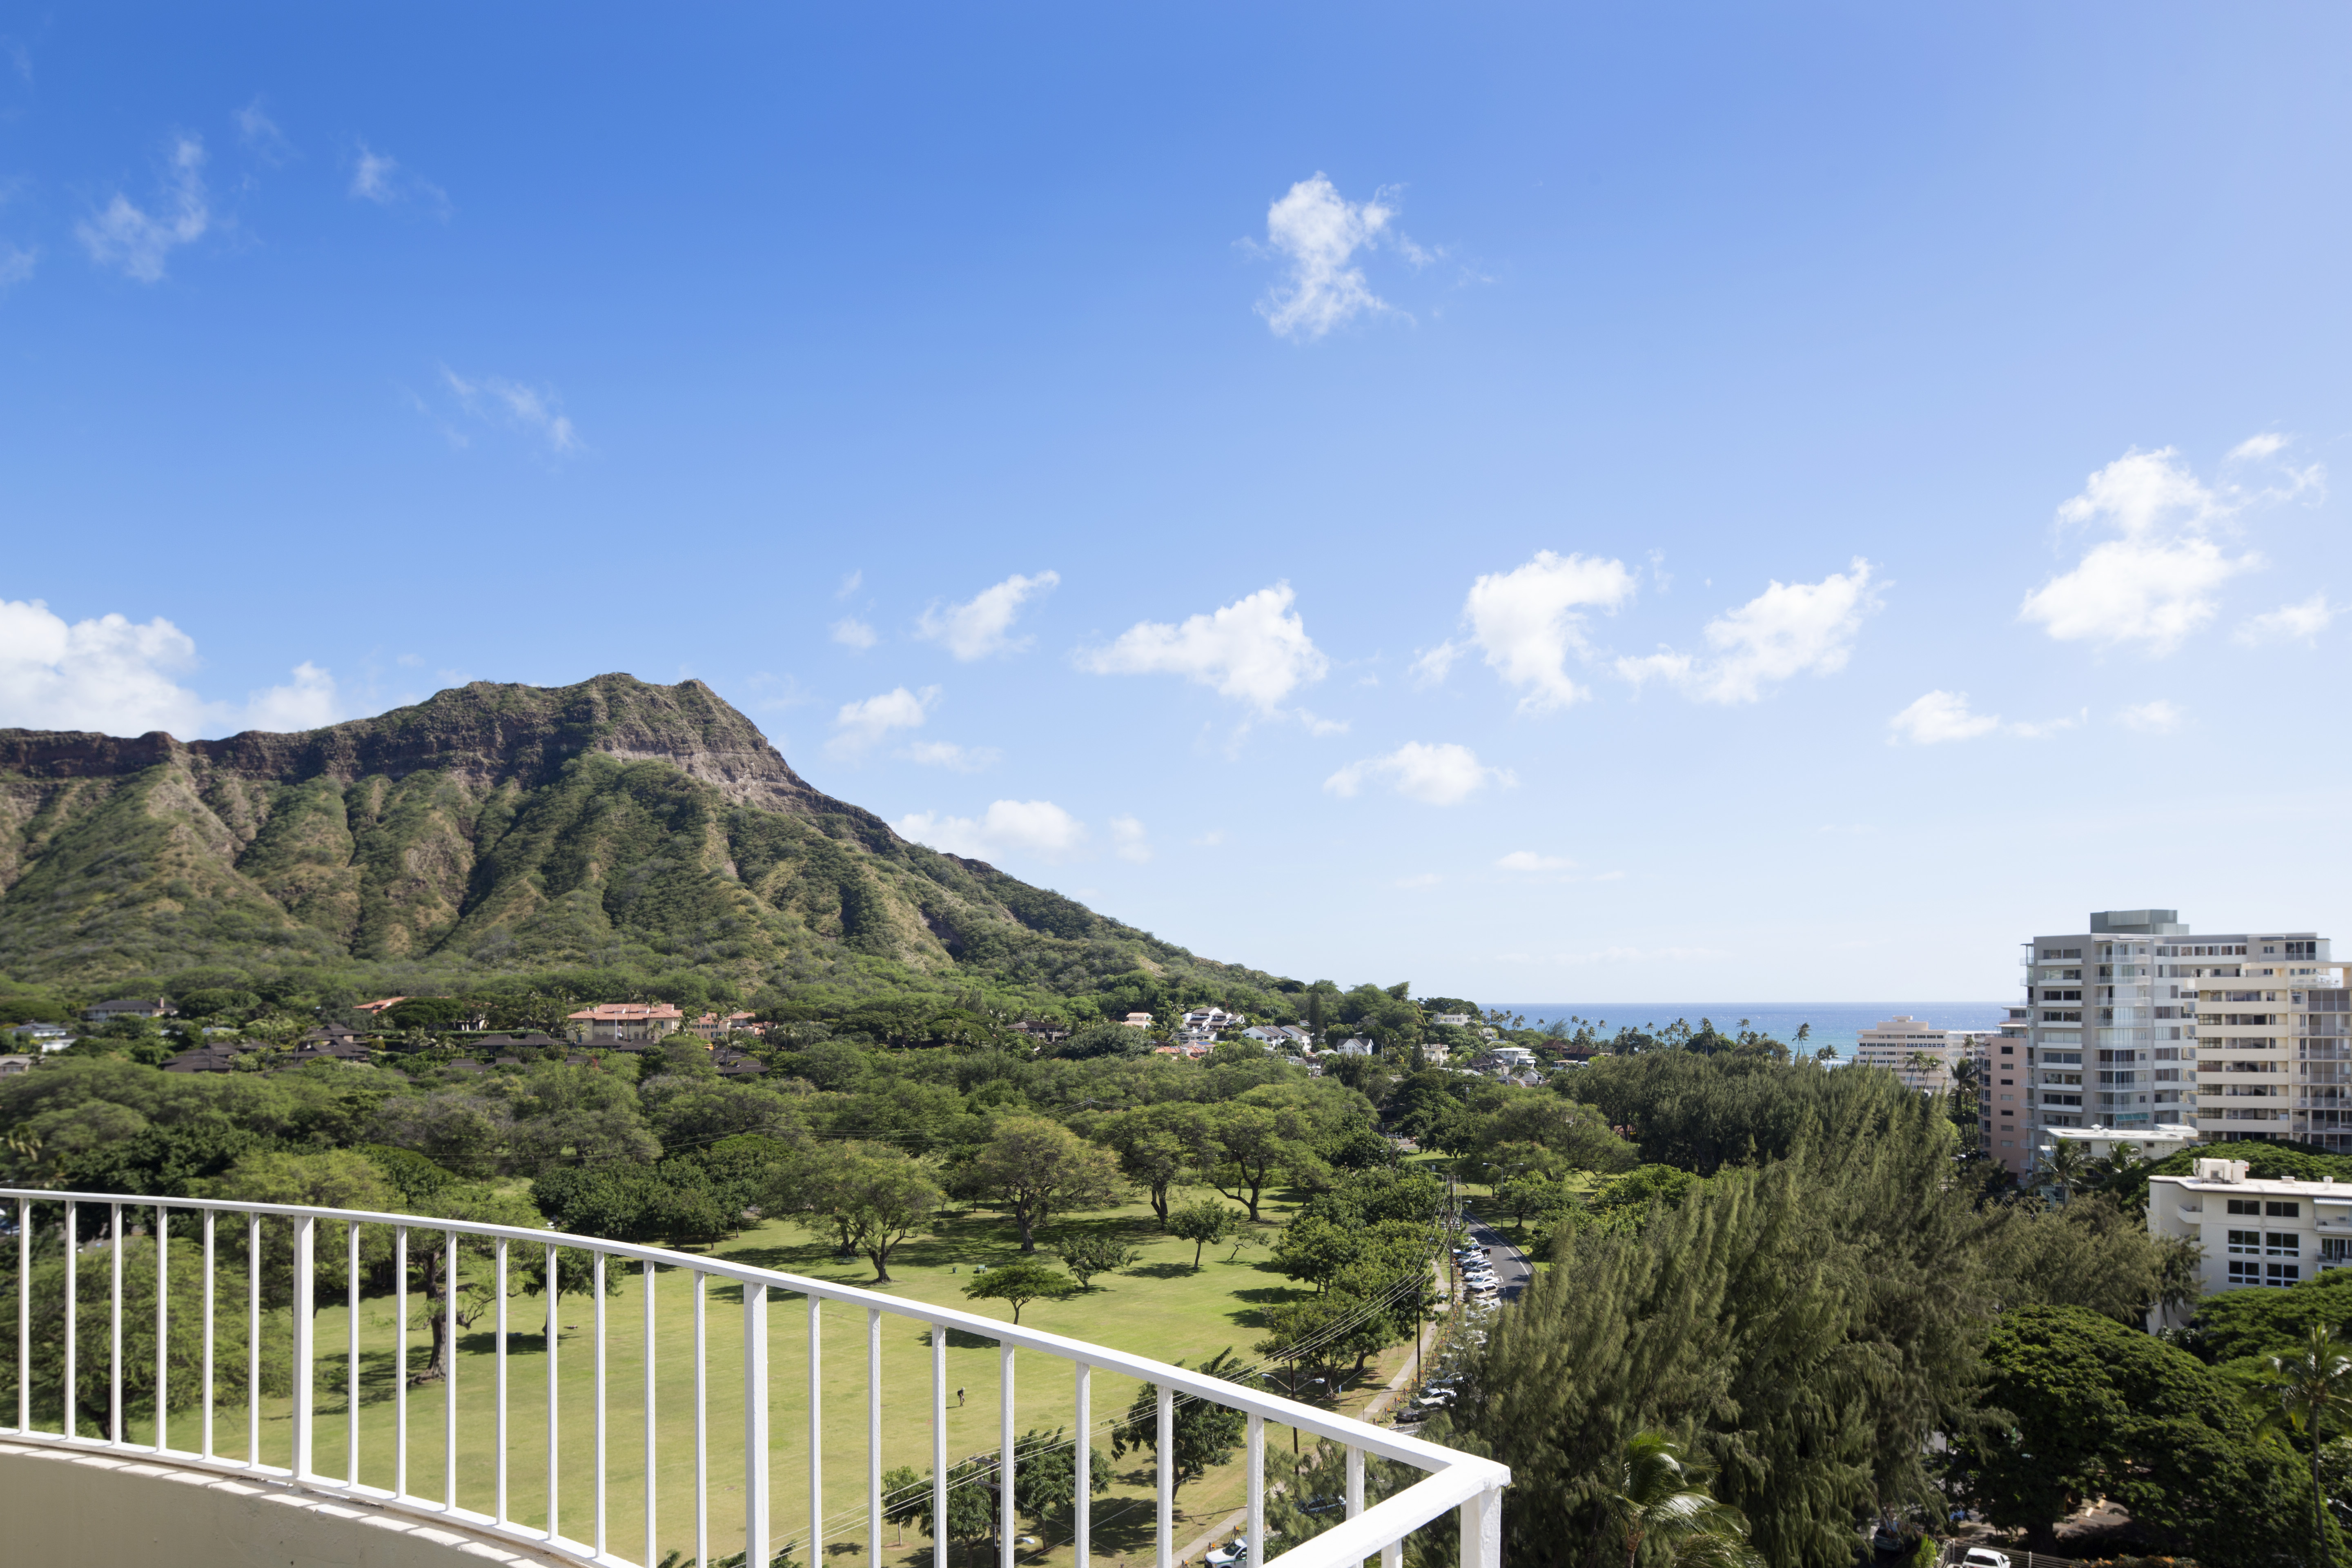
[1482,1002,2012,1062]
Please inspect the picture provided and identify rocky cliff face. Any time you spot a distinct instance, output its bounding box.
[0,675,1170,987]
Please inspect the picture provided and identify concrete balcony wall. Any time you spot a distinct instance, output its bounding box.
[0,1439,572,1568]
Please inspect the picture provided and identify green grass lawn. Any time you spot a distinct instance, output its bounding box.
[110,1188,1434,1568]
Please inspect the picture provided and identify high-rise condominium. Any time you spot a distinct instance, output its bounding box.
[2016,910,2340,1161]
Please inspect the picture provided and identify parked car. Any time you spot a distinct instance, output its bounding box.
[1207,1542,1250,1567]
[1960,1551,2011,1568]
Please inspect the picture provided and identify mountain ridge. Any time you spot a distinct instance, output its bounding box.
[0,675,1238,1001]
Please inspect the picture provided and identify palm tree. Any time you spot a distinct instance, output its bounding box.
[2245,1324,2352,1567]
[2096,1143,2149,1192]
[2038,1140,2094,1202]
[1598,1431,1758,1568]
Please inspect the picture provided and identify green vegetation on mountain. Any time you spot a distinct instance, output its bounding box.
[0,674,1289,1021]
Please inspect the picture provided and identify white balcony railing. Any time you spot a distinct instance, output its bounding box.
[2,1189,1506,1568]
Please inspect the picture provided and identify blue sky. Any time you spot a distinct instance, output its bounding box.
[3,4,2347,1004]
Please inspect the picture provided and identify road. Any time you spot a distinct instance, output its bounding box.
[1459,1208,1535,1302]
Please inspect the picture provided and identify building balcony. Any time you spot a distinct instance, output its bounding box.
[0,1188,1506,1568]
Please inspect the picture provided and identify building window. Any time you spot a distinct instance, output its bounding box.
[2270,1263,2303,1285]
[2230,1259,2261,1283]
[2267,1232,2301,1257]
[2229,1199,2263,1216]
[2269,1201,2302,1218]
[2322,1238,2352,1264]
[2228,1229,2262,1254]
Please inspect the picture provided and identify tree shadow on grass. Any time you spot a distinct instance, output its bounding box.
[1129,1262,1199,1280]
[919,1325,998,1350]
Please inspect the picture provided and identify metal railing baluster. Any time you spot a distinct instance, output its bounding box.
[247,1214,259,1466]
[694,1270,707,1568]
[999,1343,1016,1568]
[445,1229,458,1509]
[1345,1444,1364,1524]
[109,1202,122,1446]
[747,1281,771,1568]
[201,1209,214,1459]
[348,1221,361,1484]
[867,1307,882,1568]
[18,1198,31,1435]
[1247,1413,1265,1568]
[807,1294,821,1568]
[62,1201,74,1441]
[932,1319,947,1568]
[292,1212,314,1479]
[1463,1482,1501,1568]
[1074,1361,1090,1568]
[548,1242,560,1542]
[644,1258,657,1568]
[1156,1386,1173,1568]
[497,1236,509,1526]
[595,1251,607,1560]
[395,1227,407,1500]
[154,1203,168,1453]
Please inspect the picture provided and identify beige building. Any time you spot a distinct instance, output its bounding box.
[1855,1016,1961,1092]
[2149,1157,2352,1301]
[565,1003,686,1043]
[2187,947,2349,1149]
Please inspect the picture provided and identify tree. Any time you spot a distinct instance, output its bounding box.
[1094,1103,1205,1224]
[1198,1104,1298,1222]
[962,1259,1080,1325]
[1256,1290,1399,1382]
[1599,1432,1756,1568]
[1052,1230,1142,1290]
[961,1115,1127,1252]
[2245,1323,2352,1568]
[1011,1424,1112,1529]
[1167,1199,1237,1269]
[1111,1348,1252,1501]
[202,1148,399,1312]
[881,1465,925,1545]
[2038,1139,2094,1201]
[799,1144,945,1283]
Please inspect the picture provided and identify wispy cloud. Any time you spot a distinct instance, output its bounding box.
[917,570,1060,660]
[1111,815,1152,863]
[831,618,878,650]
[2020,440,2319,653]
[2116,699,2184,734]
[836,570,863,601]
[1619,559,1880,704]
[1325,741,1514,806]
[1077,583,1328,716]
[1887,689,2082,744]
[829,685,936,759]
[2235,592,2334,647]
[439,369,580,455]
[902,739,999,772]
[1254,174,1418,341]
[0,243,33,289]
[350,140,450,216]
[0,597,347,738]
[1417,550,1636,712]
[235,99,294,165]
[895,800,1089,863]
[77,135,210,283]
[1496,851,1576,872]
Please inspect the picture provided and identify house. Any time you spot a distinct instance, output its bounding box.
[1181,1008,1241,1033]
[1433,1013,1472,1028]
[1241,1026,1292,1047]
[466,1031,567,1054]
[82,997,176,1022]
[687,1011,761,1041]
[2036,1124,2201,1180]
[0,1055,33,1077]
[1421,1042,1451,1065]
[298,1026,365,1051]
[7,1024,69,1045]
[715,1051,768,1078]
[164,1045,243,1074]
[1121,1012,1154,1029]
[353,997,408,1016]
[566,1003,687,1043]
[1335,1037,1376,1058]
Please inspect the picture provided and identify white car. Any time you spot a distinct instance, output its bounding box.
[1960,1550,2011,1568]
[1207,1544,1250,1567]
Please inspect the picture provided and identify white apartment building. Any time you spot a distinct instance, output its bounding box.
[1855,1016,1961,1092]
[2149,1157,2352,1298]
[2013,910,2339,1168]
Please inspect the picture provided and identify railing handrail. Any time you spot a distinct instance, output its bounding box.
[1,1185,1480,1472]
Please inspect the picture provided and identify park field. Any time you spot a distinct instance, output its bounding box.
[100,1183,1444,1568]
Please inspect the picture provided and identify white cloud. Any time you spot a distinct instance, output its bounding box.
[235,99,293,164]
[0,597,346,737]
[916,570,1060,660]
[1887,690,2001,745]
[77,135,210,283]
[2017,445,2303,653]
[1496,851,1576,872]
[1324,741,1514,806]
[1255,174,1407,340]
[0,243,33,288]
[1110,815,1152,863]
[902,739,999,771]
[441,369,579,455]
[828,685,937,758]
[350,141,448,214]
[1619,559,1880,703]
[1077,583,1328,714]
[831,617,878,650]
[2116,700,2184,734]
[2235,593,2334,647]
[895,800,1089,863]
[1425,551,1637,713]
[1192,829,1225,847]
[836,570,862,601]
[2007,711,2085,739]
